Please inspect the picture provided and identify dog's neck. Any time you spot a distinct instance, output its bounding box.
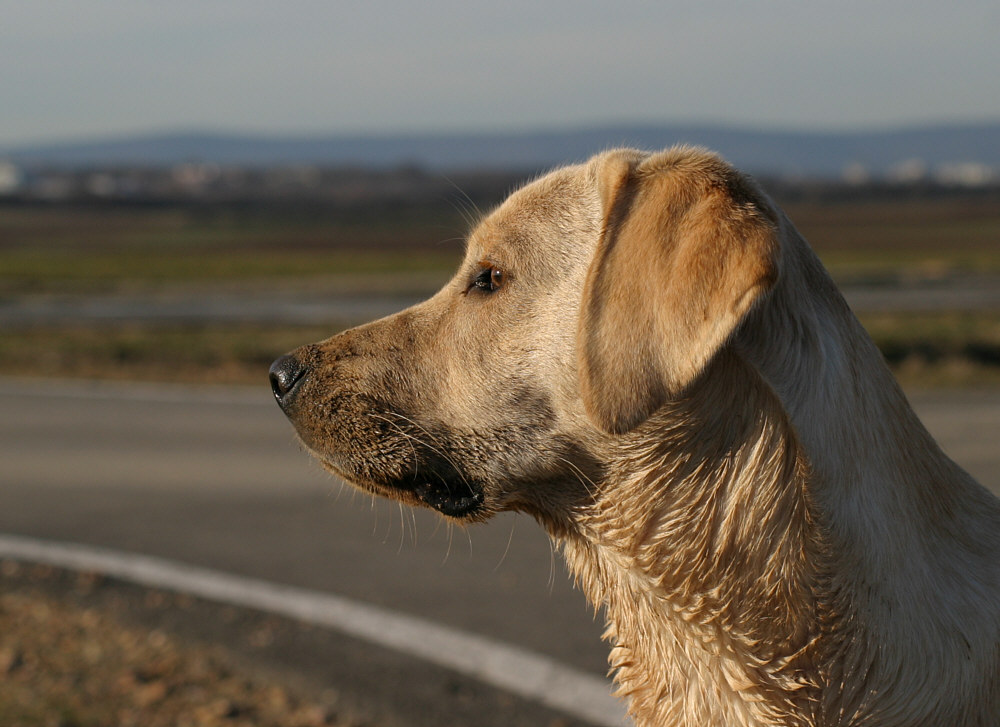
[738,223,931,497]
[732,221,999,723]
[555,228,995,726]
[560,357,825,727]
[736,222,976,559]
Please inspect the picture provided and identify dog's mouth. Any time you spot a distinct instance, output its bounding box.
[314,449,487,520]
[287,398,489,520]
[413,478,484,518]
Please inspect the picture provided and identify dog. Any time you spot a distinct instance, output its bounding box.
[270,147,1000,726]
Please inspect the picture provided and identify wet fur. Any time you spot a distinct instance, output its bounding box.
[274,147,1000,726]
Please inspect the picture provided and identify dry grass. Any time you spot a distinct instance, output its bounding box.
[0,561,362,727]
[1,313,998,388]
[2,192,999,294]
[858,310,1000,387]
[2,191,998,390]
[0,323,346,385]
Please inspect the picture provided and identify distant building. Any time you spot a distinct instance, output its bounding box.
[0,161,22,194]
[841,162,871,185]
[886,158,928,184]
[934,162,995,187]
[85,172,118,197]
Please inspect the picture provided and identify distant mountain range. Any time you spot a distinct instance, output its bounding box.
[4,122,1000,180]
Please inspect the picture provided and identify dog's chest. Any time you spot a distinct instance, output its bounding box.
[561,539,812,727]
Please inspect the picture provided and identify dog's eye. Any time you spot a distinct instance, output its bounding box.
[469,265,505,294]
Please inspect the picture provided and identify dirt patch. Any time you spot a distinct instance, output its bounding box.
[0,561,364,727]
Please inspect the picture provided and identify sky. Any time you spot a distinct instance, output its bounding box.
[2,0,999,147]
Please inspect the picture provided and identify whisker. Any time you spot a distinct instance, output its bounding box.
[547,537,557,593]
[443,522,454,565]
[494,515,517,572]
[409,506,419,547]
[396,502,406,555]
[369,412,419,462]
[462,525,474,558]
[377,411,474,492]
[557,455,627,524]
[370,494,380,537]
[328,480,346,503]
[557,456,598,497]
[440,173,485,229]
[380,500,395,546]
[430,512,445,539]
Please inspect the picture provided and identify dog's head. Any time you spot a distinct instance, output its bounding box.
[270,147,780,524]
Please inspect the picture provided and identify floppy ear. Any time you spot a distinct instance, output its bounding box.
[579,148,780,434]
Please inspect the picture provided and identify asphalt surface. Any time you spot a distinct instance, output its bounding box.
[1,377,998,722]
[0,379,611,668]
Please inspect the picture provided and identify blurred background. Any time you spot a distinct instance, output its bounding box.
[1,0,998,386]
[1,2,998,726]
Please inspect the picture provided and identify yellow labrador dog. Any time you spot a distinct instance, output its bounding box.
[270,147,1000,726]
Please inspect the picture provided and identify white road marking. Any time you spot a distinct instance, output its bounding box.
[0,533,628,727]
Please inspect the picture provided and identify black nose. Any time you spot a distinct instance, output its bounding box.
[269,354,307,406]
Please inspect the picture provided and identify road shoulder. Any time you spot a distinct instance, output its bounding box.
[0,558,606,727]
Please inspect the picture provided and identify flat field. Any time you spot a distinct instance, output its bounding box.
[3,189,1000,290]
[0,204,462,293]
[1,186,998,386]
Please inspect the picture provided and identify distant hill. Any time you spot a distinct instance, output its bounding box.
[4,122,1000,180]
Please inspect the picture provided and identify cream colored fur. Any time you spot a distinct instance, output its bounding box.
[274,147,1000,726]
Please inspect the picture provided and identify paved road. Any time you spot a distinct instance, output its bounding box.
[1,378,997,684]
[0,377,611,677]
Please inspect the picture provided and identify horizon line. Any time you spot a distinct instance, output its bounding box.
[4,116,1000,152]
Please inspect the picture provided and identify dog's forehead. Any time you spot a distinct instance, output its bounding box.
[467,163,597,263]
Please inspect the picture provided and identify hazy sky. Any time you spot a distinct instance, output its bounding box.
[2,0,998,146]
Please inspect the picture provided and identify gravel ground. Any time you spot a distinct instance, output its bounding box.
[0,560,366,727]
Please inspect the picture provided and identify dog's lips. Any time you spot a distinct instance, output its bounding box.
[312,448,486,519]
[413,480,484,518]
